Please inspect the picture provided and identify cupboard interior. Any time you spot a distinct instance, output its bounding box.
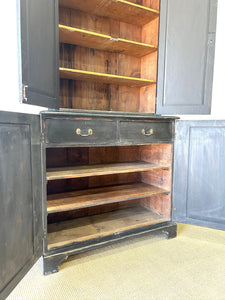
[46,144,172,249]
[59,0,160,113]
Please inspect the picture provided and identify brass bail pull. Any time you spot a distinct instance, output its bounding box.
[141,128,154,136]
[76,128,93,137]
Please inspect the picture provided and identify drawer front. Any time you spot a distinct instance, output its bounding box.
[45,118,117,145]
[119,121,173,144]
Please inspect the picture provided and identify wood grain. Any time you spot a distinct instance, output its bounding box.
[140,144,172,190]
[47,205,168,249]
[47,198,140,224]
[143,0,160,11]
[47,161,168,181]
[46,147,89,168]
[59,0,159,26]
[141,194,171,218]
[47,182,169,213]
[58,2,159,113]
[140,144,172,165]
[59,25,157,58]
[59,68,155,87]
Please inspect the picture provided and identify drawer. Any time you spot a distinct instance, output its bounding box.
[119,121,172,144]
[45,118,117,145]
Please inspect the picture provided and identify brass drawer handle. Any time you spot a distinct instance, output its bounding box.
[142,128,154,136]
[76,128,93,137]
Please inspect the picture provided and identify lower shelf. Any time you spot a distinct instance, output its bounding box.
[47,206,169,250]
[47,183,169,213]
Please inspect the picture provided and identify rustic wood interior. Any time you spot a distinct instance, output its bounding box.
[46,161,169,181]
[47,206,168,249]
[58,0,159,112]
[46,144,172,249]
[46,0,167,250]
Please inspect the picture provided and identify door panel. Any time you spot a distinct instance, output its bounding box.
[0,111,42,299]
[187,127,225,223]
[157,0,217,114]
[18,0,59,108]
[173,120,225,230]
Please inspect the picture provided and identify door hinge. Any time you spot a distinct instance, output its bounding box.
[40,132,45,143]
[22,84,28,102]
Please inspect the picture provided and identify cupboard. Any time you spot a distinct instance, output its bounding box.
[0,0,217,299]
[40,111,176,275]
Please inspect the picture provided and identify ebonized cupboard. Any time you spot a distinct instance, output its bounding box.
[40,111,177,275]
[0,0,218,298]
[37,0,177,274]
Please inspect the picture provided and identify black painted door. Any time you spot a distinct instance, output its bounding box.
[18,0,59,108]
[173,120,225,230]
[0,111,43,299]
[157,0,217,114]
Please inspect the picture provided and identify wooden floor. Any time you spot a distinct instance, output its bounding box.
[47,206,168,249]
[47,183,169,213]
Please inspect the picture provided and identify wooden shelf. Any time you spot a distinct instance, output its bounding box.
[47,183,169,213]
[59,25,157,58]
[59,0,159,26]
[59,68,155,87]
[46,161,167,181]
[47,205,168,249]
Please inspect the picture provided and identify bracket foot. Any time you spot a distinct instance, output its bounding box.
[39,254,68,275]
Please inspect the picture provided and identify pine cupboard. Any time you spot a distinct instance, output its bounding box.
[0,0,217,299]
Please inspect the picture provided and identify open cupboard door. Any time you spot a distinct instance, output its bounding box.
[0,111,43,299]
[173,120,225,231]
[157,0,217,114]
[18,0,59,108]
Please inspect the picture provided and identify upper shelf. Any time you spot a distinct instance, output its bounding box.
[59,0,159,26]
[60,68,155,87]
[59,25,157,58]
[47,161,168,181]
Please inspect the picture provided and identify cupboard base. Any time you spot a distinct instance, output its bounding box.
[42,222,177,275]
[39,255,68,276]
